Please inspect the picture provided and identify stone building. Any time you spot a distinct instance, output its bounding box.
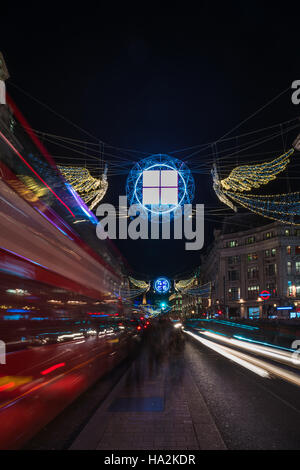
[201,214,300,319]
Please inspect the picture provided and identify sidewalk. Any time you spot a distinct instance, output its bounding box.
[70,341,226,450]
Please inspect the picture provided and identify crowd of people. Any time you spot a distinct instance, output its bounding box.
[129,318,186,385]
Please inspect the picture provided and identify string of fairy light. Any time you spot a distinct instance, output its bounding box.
[175,278,211,297]
[212,134,300,225]
[129,277,150,290]
[58,165,108,210]
[220,149,294,192]
[8,81,300,224]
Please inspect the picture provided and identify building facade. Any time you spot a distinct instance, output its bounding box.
[202,215,300,319]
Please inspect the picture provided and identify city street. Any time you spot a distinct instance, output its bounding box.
[1,5,300,454]
[25,325,300,450]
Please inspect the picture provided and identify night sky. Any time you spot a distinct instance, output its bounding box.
[1,4,300,278]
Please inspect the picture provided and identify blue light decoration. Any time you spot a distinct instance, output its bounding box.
[126,154,195,219]
[154,277,171,294]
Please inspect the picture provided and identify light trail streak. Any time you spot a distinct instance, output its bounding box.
[185,329,300,388]
[184,330,270,378]
[201,330,300,368]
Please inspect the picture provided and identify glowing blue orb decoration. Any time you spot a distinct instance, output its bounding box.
[154,277,171,294]
[126,154,195,217]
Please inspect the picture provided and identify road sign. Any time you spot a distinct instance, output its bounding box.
[260,290,271,300]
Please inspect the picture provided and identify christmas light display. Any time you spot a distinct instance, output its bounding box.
[58,165,108,210]
[175,277,196,291]
[212,134,300,224]
[126,154,195,218]
[220,149,294,192]
[154,277,171,294]
[118,287,149,300]
[175,279,211,297]
[226,191,300,225]
[114,277,150,301]
[129,277,150,290]
[212,164,237,212]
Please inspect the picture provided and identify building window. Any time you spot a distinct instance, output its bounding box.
[266,282,277,297]
[287,261,292,275]
[264,231,275,239]
[265,248,276,258]
[286,246,291,255]
[142,169,178,205]
[248,266,259,280]
[247,253,258,262]
[228,255,240,265]
[288,284,296,297]
[296,246,300,255]
[228,287,240,301]
[296,261,300,274]
[247,285,260,299]
[265,263,277,276]
[284,229,291,236]
[228,270,239,281]
[246,236,255,244]
[296,229,300,237]
[227,240,238,248]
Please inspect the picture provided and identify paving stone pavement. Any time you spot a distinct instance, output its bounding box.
[70,341,227,450]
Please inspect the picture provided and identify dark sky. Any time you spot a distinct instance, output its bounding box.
[1,4,300,278]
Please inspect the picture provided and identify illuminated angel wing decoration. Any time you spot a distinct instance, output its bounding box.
[212,134,300,225]
[129,277,150,290]
[59,165,108,210]
[212,164,237,211]
[175,277,196,292]
[117,277,150,301]
[175,277,211,297]
[220,148,294,192]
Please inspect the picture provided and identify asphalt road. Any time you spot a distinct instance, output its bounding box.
[185,335,300,449]
[23,328,300,450]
